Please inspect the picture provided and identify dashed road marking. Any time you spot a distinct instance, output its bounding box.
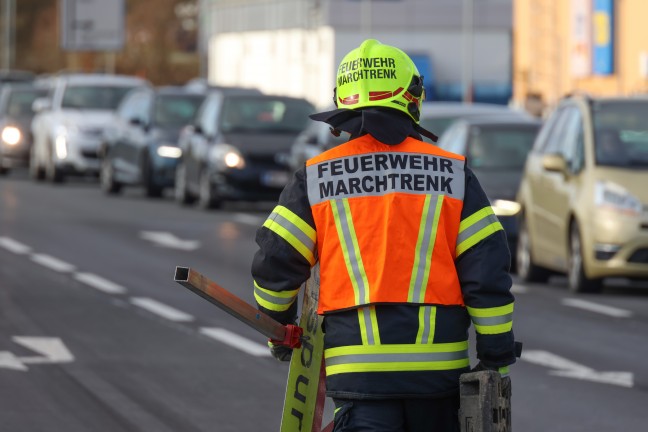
[0,237,31,254]
[232,213,265,226]
[200,327,270,357]
[75,272,127,295]
[562,298,632,318]
[130,297,194,322]
[30,254,76,273]
[511,284,528,294]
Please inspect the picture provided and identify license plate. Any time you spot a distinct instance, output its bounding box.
[261,171,290,187]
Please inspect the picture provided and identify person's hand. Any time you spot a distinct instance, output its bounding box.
[268,341,293,362]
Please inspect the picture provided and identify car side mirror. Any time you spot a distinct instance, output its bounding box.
[194,125,203,135]
[542,153,567,173]
[32,98,51,113]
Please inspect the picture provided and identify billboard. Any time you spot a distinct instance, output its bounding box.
[60,0,125,51]
[592,0,614,75]
[571,0,591,77]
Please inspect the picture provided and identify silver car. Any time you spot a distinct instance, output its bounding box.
[30,73,149,183]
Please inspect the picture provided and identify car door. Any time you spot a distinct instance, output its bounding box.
[186,94,218,188]
[534,106,582,268]
[120,91,153,178]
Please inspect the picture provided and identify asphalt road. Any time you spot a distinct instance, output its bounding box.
[1,171,647,431]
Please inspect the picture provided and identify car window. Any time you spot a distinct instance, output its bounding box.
[153,94,204,127]
[219,97,313,133]
[532,107,563,153]
[198,95,219,137]
[466,124,539,169]
[6,88,47,116]
[117,91,150,122]
[539,107,573,154]
[61,85,138,110]
[436,123,460,150]
[560,107,585,173]
[448,124,468,154]
[592,101,648,168]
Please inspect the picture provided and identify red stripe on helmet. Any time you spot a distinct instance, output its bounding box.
[339,94,360,105]
[368,87,405,101]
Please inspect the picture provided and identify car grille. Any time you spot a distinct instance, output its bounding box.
[628,248,648,264]
[80,127,105,138]
[81,149,99,159]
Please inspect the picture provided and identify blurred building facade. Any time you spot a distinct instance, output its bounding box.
[514,0,648,116]
[200,0,515,108]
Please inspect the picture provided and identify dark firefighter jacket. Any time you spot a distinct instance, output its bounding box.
[252,129,516,400]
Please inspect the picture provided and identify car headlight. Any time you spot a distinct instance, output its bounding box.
[491,199,521,216]
[55,135,68,159]
[209,144,245,169]
[594,180,642,216]
[1,126,21,145]
[156,145,182,159]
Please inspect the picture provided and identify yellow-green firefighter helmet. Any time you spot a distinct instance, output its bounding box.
[334,39,425,122]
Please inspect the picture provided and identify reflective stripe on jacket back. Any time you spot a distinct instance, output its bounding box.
[306,135,466,314]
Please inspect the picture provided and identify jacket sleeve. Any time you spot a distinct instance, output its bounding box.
[455,165,517,368]
[251,167,317,325]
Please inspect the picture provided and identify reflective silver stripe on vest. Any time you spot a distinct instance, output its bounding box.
[361,307,378,345]
[307,152,465,205]
[456,213,500,245]
[332,199,369,305]
[470,313,514,327]
[408,195,442,303]
[325,349,469,367]
[419,306,435,344]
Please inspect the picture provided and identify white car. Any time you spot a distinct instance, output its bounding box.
[30,74,149,183]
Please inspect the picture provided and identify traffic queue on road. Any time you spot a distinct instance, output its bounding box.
[1,71,648,292]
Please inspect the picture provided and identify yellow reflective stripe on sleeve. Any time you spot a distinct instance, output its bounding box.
[466,303,514,318]
[467,303,514,335]
[331,199,370,305]
[253,280,299,312]
[456,206,504,256]
[358,306,381,345]
[263,205,316,265]
[324,341,470,375]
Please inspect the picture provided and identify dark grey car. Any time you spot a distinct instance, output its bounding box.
[437,115,542,269]
[0,83,47,175]
[100,86,205,197]
[175,89,314,209]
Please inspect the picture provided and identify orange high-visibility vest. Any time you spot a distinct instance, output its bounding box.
[306,135,466,314]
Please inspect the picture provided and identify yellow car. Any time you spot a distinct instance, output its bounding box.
[516,95,648,292]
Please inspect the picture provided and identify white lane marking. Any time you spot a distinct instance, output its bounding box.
[13,336,75,364]
[562,298,633,318]
[30,254,76,273]
[75,273,127,295]
[139,231,200,251]
[0,237,31,254]
[0,351,28,371]
[511,284,528,294]
[522,350,634,388]
[200,327,271,357]
[233,213,265,226]
[130,297,194,322]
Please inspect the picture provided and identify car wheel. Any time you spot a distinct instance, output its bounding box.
[29,149,45,181]
[46,151,64,184]
[516,216,550,282]
[142,154,163,198]
[174,162,196,205]
[0,163,8,176]
[198,170,221,210]
[568,222,603,294]
[100,156,122,195]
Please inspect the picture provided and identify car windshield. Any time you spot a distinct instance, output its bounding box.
[419,116,461,136]
[61,85,137,110]
[153,94,204,127]
[592,101,648,168]
[6,88,47,116]
[219,97,313,133]
[467,125,539,169]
